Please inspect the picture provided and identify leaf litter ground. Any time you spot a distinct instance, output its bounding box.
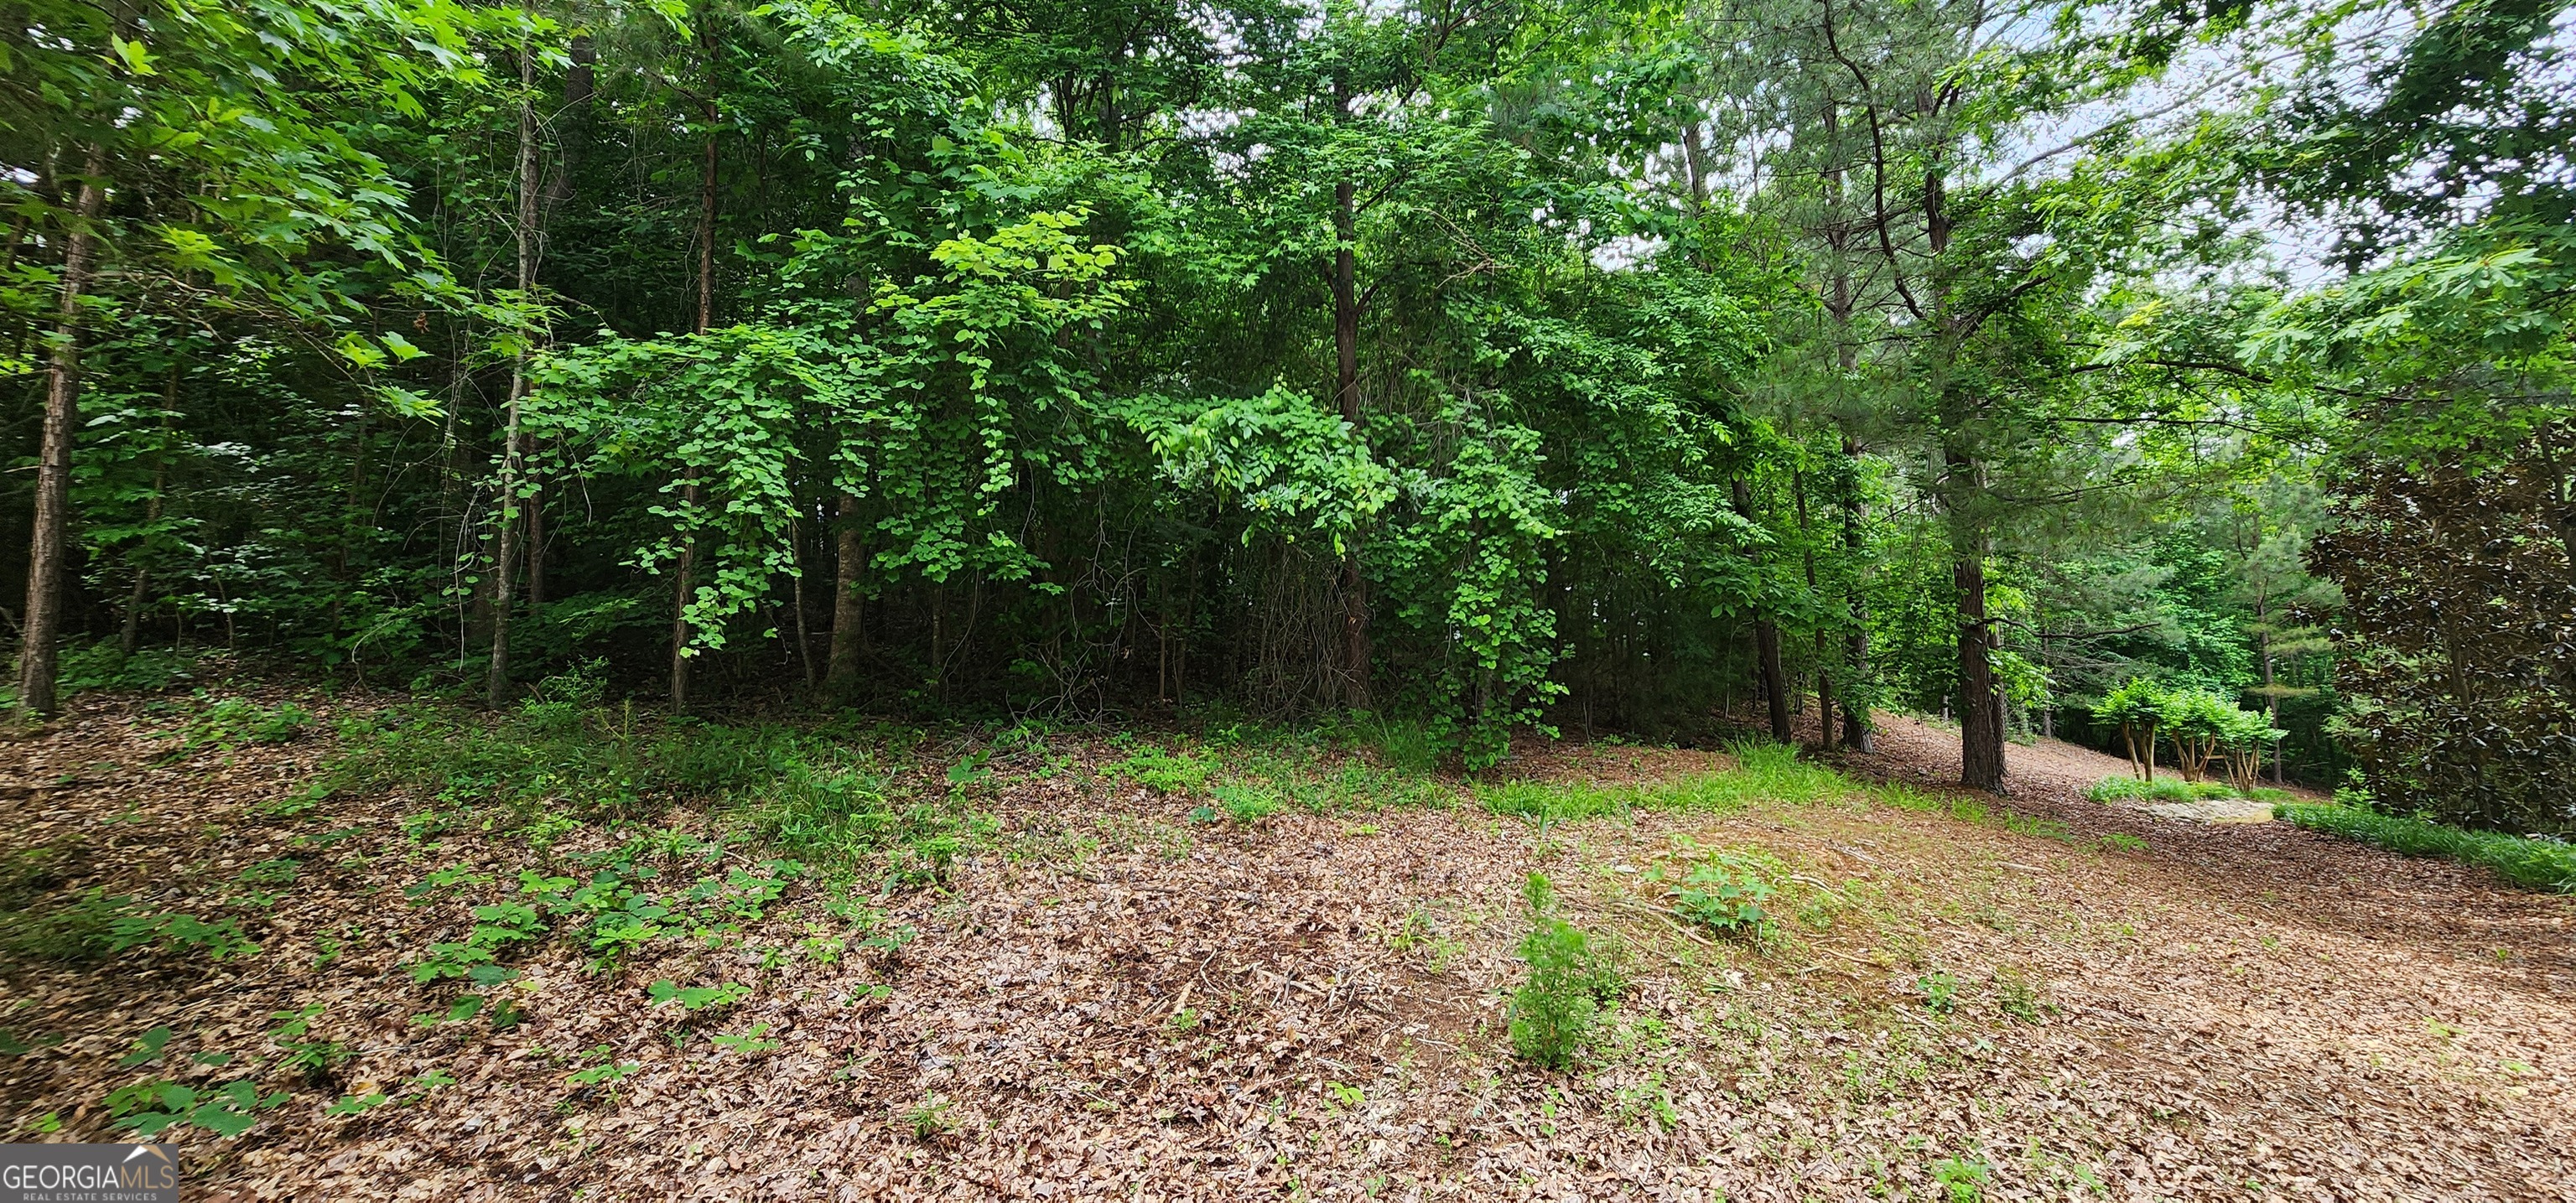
[1,695,2570,1200]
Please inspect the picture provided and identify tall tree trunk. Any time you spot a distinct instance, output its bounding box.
[120,382,171,657]
[1732,477,1791,742]
[1332,170,1369,712]
[487,41,540,708]
[1953,502,2006,791]
[1837,458,1874,754]
[2256,586,2283,783]
[1793,470,1836,750]
[671,47,718,711]
[2035,613,2054,739]
[827,493,865,692]
[544,34,593,210]
[16,144,107,721]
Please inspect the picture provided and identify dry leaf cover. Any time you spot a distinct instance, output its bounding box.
[2,696,2570,1200]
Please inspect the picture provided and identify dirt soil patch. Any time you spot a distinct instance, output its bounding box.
[2,697,2571,1200]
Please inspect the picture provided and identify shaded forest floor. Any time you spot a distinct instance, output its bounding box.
[2,692,2571,1201]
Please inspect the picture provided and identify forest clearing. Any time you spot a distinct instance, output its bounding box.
[8,0,2576,1195]
[2,692,2569,1200]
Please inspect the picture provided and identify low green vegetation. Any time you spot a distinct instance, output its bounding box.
[1507,873,1624,1071]
[1478,742,1849,821]
[2088,775,2236,804]
[2278,802,2576,894]
[1665,851,1779,940]
[2088,775,2298,805]
[330,672,979,883]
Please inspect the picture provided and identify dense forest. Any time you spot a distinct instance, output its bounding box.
[5,0,2570,832]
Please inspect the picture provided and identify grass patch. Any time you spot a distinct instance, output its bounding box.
[2277,802,2576,894]
[2085,775,2238,804]
[1478,741,1846,820]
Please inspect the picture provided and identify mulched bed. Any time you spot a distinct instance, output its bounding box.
[3,695,2571,1200]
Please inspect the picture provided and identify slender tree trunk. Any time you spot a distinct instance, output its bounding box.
[827,493,865,692]
[487,43,540,708]
[1732,477,1790,742]
[1834,444,1872,749]
[2035,619,2054,739]
[929,582,948,703]
[120,566,150,656]
[671,51,718,711]
[120,383,172,656]
[16,144,107,721]
[524,461,545,608]
[789,516,814,690]
[1682,123,1709,211]
[1794,469,1836,750]
[1332,170,1369,712]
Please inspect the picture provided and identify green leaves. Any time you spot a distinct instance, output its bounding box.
[110,1079,288,1138]
[647,980,751,1011]
[1148,384,1394,543]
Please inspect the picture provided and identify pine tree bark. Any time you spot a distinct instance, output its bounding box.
[16,144,108,721]
[1818,100,1876,754]
[487,41,540,708]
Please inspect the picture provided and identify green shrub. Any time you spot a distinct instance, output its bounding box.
[2278,802,2576,893]
[187,697,312,751]
[1211,784,1282,823]
[58,642,201,695]
[1509,917,1601,1069]
[1505,873,1622,1069]
[1103,744,1213,794]
[1669,853,1775,937]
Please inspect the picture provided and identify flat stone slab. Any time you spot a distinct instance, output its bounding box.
[2141,798,2276,824]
